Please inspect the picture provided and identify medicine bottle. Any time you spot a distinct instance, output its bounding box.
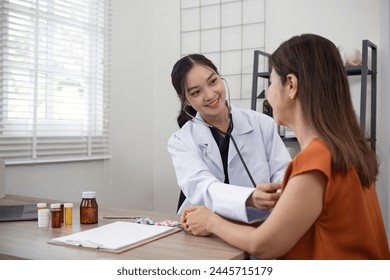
[60,203,64,223]
[50,203,62,228]
[38,208,50,227]
[64,203,73,225]
[80,191,98,224]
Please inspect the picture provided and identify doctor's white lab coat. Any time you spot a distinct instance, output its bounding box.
[167,105,291,223]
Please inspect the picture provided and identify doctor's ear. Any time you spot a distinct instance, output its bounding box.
[286,74,298,99]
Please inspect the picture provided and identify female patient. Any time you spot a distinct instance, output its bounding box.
[168,54,291,223]
[182,34,390,259]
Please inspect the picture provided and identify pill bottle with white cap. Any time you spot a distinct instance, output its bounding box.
[38,209,50,228]
[50,203,61,228]
[64,203,73,225]
[80,191,98,224]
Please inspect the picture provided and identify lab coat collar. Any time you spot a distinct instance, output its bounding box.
[192,105,252,141]
[228,106,253,164]
[192,105,254,169]
[190,114,223,174]
[230,105,253,136]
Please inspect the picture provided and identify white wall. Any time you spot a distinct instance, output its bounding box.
[266,0,380,51]
[378,0,390,240]
[108,0,155,210]
[3,0,389,240]
[151,1,182,212]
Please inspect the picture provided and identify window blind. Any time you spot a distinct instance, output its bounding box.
[0,0,112,164]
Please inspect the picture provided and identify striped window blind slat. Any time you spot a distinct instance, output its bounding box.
[0,0,112,165]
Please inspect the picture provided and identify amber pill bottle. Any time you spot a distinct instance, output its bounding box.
[50,203,61,228]
[80,191,98,224]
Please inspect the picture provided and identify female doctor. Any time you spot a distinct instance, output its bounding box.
[167,54,291,223]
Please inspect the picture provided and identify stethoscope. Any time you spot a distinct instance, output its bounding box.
[184,77,257,188]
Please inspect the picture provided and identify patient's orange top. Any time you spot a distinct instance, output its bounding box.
[281,139,389,259]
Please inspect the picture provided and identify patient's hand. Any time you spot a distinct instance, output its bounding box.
[246,182,281,210]
[182,206,214,237]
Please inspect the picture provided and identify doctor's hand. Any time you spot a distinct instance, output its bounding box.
[246,182,282,210]
[181,206,214,237]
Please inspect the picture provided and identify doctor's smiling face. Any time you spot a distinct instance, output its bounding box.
[184,64,228,124]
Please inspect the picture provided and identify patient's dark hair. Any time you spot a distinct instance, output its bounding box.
[269,34,378,187]
[171,54,219,128]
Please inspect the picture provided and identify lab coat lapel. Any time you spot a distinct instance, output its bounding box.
[228,106,253,164]
[191,116,224,174]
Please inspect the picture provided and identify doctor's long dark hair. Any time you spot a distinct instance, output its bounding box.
[269,34,378,187]
[171,54,219,128]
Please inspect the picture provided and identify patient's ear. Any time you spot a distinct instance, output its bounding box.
[286,74,298,99]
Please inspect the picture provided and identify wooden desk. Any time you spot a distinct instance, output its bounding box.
[0,195,248,260]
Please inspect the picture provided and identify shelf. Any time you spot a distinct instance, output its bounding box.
[255,66,371,80]
[345,66,373,76]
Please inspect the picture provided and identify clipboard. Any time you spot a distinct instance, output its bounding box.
[48,221,181,254]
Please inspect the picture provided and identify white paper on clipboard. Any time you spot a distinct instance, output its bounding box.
[49,221,180,253]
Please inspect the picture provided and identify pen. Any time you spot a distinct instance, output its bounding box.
[102,216,143,219]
